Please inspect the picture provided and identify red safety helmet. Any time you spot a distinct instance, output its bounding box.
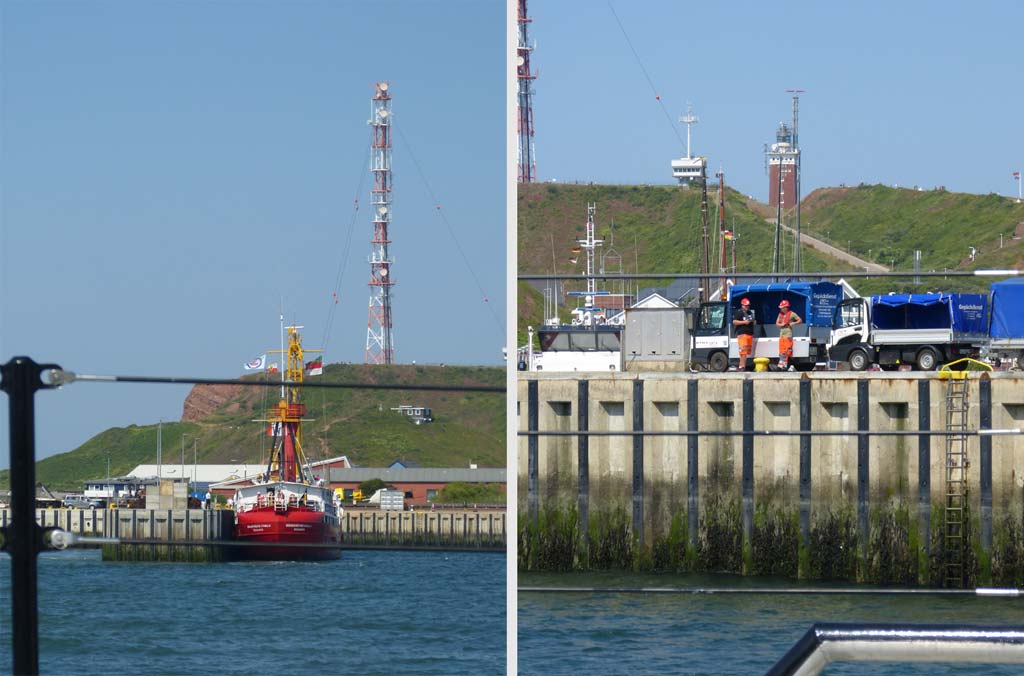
[779,299,790,309]
[740,298,750,306]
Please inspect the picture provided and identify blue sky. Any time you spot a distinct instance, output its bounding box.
[528,1,1024,199]
[0,0,505,465]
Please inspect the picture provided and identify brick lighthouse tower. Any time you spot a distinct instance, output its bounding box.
[767,122,798,211]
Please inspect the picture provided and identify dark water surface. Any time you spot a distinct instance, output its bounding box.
[519,571,1024,675]
[1,549,505,675]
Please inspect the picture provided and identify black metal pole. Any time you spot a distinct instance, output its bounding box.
[2,356,56,676]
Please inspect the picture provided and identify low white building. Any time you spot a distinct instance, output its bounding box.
[128,464,267,485]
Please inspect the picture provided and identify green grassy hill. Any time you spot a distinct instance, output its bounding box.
[517,182,856,341]
[801,184,1024,294]
[518,182,1024,336]
[1,363,504,491]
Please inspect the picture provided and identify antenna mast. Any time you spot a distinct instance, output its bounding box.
[366,81,395,365]
[517,0,537,183]
[681,104,698,159]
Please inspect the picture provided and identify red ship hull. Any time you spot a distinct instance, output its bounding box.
[234,505,341,561]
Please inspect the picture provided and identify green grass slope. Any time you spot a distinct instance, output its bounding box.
[518,182,1024,323]
[801,184,1024,294]
[518,182,855,334]
[517,281,546,348]
[2,363,504,491]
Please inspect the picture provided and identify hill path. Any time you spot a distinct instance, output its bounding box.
[770,220,890,273]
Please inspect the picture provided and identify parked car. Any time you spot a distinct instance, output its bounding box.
[62,495,102,509]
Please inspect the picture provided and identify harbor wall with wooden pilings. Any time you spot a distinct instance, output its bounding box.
[3,507,506,559]
[517,371,1024,586]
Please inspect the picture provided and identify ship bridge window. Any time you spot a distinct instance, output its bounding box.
[540,331,570,351]
[567,332,620,351]
[565,332,595,351]
[596,332,620,351]
[540,330,620,351]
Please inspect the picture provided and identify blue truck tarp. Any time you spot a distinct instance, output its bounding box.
[989,279,1024,340]
[871,293,988,334]
[728,282,844,327]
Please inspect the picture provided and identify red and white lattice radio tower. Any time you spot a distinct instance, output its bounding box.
[366,81,395,365]
[517,0,537,183]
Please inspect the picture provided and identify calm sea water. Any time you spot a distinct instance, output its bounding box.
[519,571,1024,675]
[0,549,505,675]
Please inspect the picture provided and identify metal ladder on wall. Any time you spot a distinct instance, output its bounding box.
[944,373,969,587]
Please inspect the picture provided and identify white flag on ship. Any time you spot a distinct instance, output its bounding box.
[243,354,267,371]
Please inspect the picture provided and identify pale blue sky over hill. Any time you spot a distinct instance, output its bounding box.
[0,0,504,465]
[529,1,1023,199]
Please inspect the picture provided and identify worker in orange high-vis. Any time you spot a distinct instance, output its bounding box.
[775,299,803,370]
[733,297,756,370]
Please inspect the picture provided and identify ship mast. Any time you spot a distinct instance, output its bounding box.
[788,89,804,275]
[772,149,784,275]
[265,326,321,483]
[581,202,600,298]
[699,162,710,304]
[570,203,605,326]
[718,167,727,296]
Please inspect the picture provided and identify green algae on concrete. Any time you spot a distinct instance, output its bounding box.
[751,505,799,578]
[651,512,691,571]
[807,509,858,581]
[992,515,1024,587]
[866,505,916,585]
[587,508,634,570]
[518,505,580,572]
[698,495,742,574]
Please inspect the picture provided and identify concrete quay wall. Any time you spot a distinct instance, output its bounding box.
[4,507,505,558]
[24,508,235,561]
[517,372,1024,585]
[341,509,506,550]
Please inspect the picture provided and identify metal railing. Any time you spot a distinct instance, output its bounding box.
[767,623,1024,675]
